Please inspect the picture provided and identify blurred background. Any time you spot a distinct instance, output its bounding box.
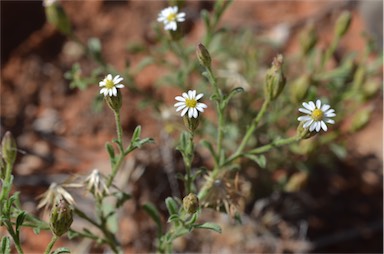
[1,0,383,253]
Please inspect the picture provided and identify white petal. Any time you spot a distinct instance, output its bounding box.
[104,89,109,96]
[197,102,207,108]
[112,87,118,96]
[99,81,105,87]
[298,108,312,114]
[108,89,113,96]
[100,88,107,94]
[298,115,311,121]
[115,84,124,88]
[188,108,193,118]
[188,90,195,98]
[196,105,205,112]
[321,104,330,112]
[106,74,112,80]
[192,108,198,118]
[114,77,123,84]
[175,96,185,102]
[195,93,204,100]
[325,119,335,124]
[320,121,328,131]
[316,100,321,109]
[172,6,178,13]
[325,112,336,117]
[303,119,313,128]
[309,122,317,132]
[176,105,186,112]
[174,102,186,107]
[308,101,316,110]
[182,92,189,99]
[181,107,188,116]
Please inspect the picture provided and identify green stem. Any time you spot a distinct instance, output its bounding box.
[107,112,124,187]
[321,36,340,70]
[0,163,13,201]
[44,235,58,254]
[232,98,270,162]
[184,132,194,194]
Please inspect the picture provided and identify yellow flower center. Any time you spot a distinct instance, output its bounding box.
[185,98,197,108]
[105,80,115,89]
[311,108,324,121]
[166,13,177,22]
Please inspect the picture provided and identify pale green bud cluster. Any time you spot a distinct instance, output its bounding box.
[183,193,199,214]
[264,54,286,101]
[196,43,212,69]
[49,198,73,237]
[105,90,122,113]
[1,131,17,165]
[44,0,71,35]
[335,11,352,38]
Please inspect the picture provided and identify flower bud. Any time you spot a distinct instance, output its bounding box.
[1,131,17,165]
[196,43,212,69]
[44,0,72,35]
[296,121,317,139]
[49,198,73,237]
[183,193,199,214]
[105,90,122,113]
[264,54,286,101]
[299,22,317,56]
[183,115,200,132]
[289,74,311,103]
[335,11,352,38]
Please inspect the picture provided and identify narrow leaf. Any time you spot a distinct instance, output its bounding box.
[52,247,71,254]
[165,197,179,216]
[142,203,162,235]
[193,222,222,233]
[1,236,11,254]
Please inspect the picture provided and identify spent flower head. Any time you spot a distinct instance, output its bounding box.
[157,6,186,31]
[174,90,207,118]
[99,74,124,97]
[298,99,336,132]
[37,182,76,210]
[84,169,110,199]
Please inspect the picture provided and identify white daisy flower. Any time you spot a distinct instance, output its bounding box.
[174,90,207,118]
[157,6,186,31]
[298,99,336,132]
[99,74,124,97]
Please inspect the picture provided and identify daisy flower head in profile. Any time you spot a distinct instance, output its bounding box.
[99,74,124,97]
[174,90,207,118]
[298,99,336,132]
[157,6,186,31]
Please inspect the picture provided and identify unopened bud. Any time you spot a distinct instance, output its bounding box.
[105,90,122,113]
[196,43,212,69]
[44,0,72,35]
[289,74,311,103]
[183,193,199,214]
[299,22,317,56]
[297,121,317,139]
[265,54,286,101]
[50,198,73,237]
[183,115,200,132]
[335,11,352,38]
[1,131,17,165]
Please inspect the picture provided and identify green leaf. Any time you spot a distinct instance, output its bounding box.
[1,236,11,254]
[165,197,179,216]
[201,140,218,164]
[105,143,115,160]
[222,87,244,107]
[143,203,162,235]
[15,211,26,234]
[132,126,142,141]
[193,222,222,233]
[33,227,41,235]
[52,247,71,254]
[167,214,180,223]
[113,191,131,209]
[245,154,266,168]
